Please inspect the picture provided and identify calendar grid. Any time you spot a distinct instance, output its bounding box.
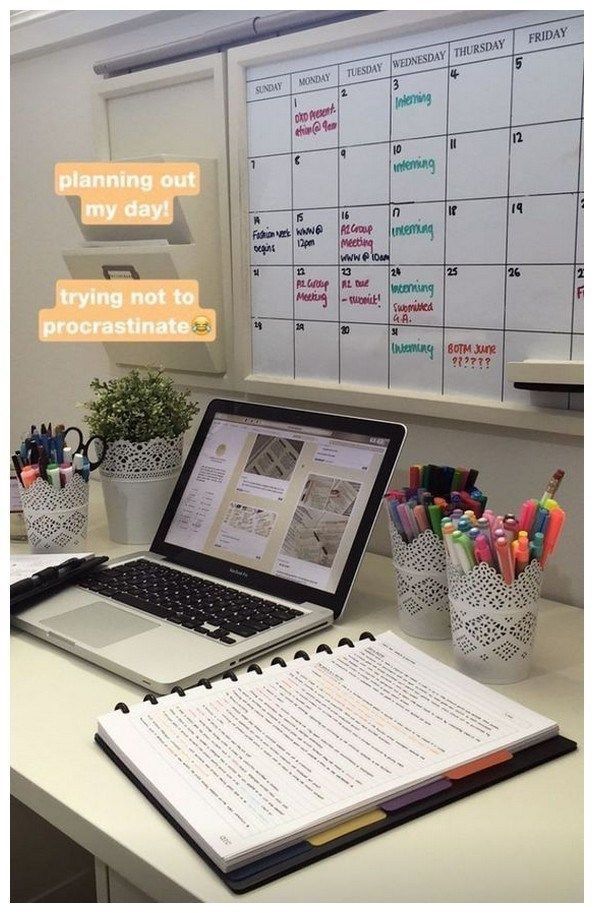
[337,75,342,382]
[290,77,296,379]
[500,29,516,402]
[245,14,583,83]
[248,13,583,407]
[440,42,451,396]
[569,73,584,359]
[248,119,582,161]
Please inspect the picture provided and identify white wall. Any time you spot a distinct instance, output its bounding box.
[11,11,583,606]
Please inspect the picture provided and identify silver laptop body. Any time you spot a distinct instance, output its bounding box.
[13,400,406,693]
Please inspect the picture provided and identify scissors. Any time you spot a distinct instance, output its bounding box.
[62,426,107,472]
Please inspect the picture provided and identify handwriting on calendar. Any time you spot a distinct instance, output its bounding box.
[246,13,583,405]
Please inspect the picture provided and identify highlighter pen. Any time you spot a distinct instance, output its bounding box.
[442,523,458,565]
[385,496,405,539]
[457,517,472,534]
[427,504,443,539]
[474,533,493,566]
[47,466,62,490]
[530,531,544,564]
[60,465,74,488]
[484,509,499,540]
[476,517,493,547]
[540,469,565,506]
[516,538,529,577]
[73,453,84,474]
[452,531,474,574]
[495,536,514,585]
[468,526,480,541]
[533,506,549,537]
[451,468,463,493]
[450,508,463,528]
[409,465,421,490]
[413,504,430,532]
[503,517,519,540]
[541,507,566,567]
[405,500,421,537]
[396,502,415,542]
[458,531,477,569]
[518,499,538,535]
[21,466,39,488]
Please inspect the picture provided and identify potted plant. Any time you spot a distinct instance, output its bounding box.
[84,368,199,544]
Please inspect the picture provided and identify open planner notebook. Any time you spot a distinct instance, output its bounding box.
[96,632,574,892]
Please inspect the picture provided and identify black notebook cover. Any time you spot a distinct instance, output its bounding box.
[95,728,576,893]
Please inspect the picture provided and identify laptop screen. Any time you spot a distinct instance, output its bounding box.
[163,412,390,594]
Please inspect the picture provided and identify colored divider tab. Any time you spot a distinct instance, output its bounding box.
[307,809,386,846]
[226,841,310,881]
[381,778,452,812]
[445,749,513,780]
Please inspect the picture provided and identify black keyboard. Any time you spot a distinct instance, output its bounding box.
[78,558,304,644]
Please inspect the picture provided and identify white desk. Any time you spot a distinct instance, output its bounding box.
[11,484,583,902]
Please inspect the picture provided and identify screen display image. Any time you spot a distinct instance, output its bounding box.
[164,412,390,593]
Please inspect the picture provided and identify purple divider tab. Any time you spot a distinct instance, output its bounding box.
[381,778,451,813]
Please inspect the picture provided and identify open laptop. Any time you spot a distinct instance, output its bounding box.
[13,400,406,693]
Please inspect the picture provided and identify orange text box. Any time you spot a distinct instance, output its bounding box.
[39,280,216,343]
[54,162,200,225]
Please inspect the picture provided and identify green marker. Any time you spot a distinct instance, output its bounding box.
[530,531,544,562]
[428,504,442,538]
[452,530,475,572]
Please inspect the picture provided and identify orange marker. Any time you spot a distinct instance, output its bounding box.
[515,537,529,577]
[541,507,566,567]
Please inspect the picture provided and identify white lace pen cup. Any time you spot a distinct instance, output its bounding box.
[389,525,450,640]
[446,559,544,684]
[99,435,183,544]
[20,474,89,553]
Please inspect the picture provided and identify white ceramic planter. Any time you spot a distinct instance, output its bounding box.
[100,436,183,545]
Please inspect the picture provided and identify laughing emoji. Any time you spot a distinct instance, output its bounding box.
[191,315,211,335]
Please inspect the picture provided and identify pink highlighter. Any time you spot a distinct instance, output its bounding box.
[413,504,429,532]
[518,499,538,536]
[495,536,514,585]
[474,533,493,566]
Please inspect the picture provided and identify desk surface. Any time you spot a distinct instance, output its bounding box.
[11,483,583,902]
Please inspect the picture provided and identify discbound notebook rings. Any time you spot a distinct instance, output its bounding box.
[112,632,377,712]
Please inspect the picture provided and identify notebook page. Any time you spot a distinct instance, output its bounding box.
[98,632,556,870]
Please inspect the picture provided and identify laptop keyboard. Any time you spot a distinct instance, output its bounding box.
[78,558,304,644]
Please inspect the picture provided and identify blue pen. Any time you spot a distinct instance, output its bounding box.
[468,527,480,540]
[457,517,472,533]
[385,496,405,540]
[82,456,91,482]
[53,434,64,464]
[38,433,51,458]
[533,506,549,537]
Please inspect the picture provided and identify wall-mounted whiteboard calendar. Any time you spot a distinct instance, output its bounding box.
[244,11,583,410]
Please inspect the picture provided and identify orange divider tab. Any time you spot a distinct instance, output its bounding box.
[445,749,513,780]
[307,809,386,846]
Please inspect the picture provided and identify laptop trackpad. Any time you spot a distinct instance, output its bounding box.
[43,602,159,648]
